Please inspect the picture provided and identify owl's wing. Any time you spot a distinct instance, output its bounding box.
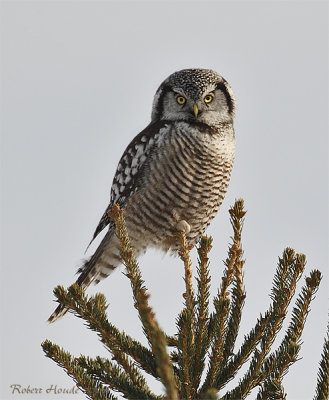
[87,120,167,248]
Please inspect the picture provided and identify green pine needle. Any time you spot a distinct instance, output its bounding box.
[42,340,117,400]
[314,322,329,400]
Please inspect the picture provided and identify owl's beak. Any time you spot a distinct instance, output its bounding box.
[193,103,199,118]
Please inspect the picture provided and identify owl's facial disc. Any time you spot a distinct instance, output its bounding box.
[158,87,232,126]
[151,69,236,125]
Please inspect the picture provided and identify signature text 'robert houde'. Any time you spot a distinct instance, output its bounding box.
[10,384,79,395]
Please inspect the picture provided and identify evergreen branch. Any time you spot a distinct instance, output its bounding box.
[176,230,196,340]
[43,199,326,400]
[77,356,162,400]
[200,199,246,393]
[103,346,151,397]
[176,309,194,399]
[229,198,246,242]
[222,256,245,366]
[42,340,116,400]
[200,249,237,390]
[215,248,305,394]
[109,204,178,400]
[255,342,298,400]
[219,243,239,299]
[213,308,269,391]
[166,335,179,347]
[167,350,182,391]
[257,270,322,399]
[201,295,230,392]
[192,236,212,392]
[256,379,287,400]
[202,243,239,390]
[219,204,246,373]
[52,284,158,378]
[314,320,329,400]
[175,231,197,400]
[219,250,307,399]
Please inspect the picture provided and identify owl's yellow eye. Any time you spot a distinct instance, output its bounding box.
[176,96,186,105]
[204,95,214,104]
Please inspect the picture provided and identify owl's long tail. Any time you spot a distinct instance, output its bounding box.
[47,229,121,323]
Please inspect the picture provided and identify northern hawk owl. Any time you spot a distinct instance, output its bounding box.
[48,68,236,323]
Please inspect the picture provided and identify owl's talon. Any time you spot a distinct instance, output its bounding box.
[175,220,191,234]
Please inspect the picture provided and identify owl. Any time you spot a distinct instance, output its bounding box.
[48,68,236,323]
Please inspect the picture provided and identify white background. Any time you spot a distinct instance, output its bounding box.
[1,1,328,399]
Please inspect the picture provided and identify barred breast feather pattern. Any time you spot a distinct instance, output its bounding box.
[48,68,236,323]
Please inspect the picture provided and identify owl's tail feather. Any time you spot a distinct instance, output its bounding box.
[47,303,69,324]
[47,231,116,324]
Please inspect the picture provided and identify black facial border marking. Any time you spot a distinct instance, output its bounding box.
[215,81,234,115]
[153,84,172,120]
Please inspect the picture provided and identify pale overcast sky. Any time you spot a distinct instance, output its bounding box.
[1,1,328,400]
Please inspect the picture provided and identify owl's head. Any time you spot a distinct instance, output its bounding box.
[151,69,236,126]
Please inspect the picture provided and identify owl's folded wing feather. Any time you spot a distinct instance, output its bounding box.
[87,120,167,248]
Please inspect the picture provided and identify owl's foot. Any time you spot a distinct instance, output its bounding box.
[175,220,191,234]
